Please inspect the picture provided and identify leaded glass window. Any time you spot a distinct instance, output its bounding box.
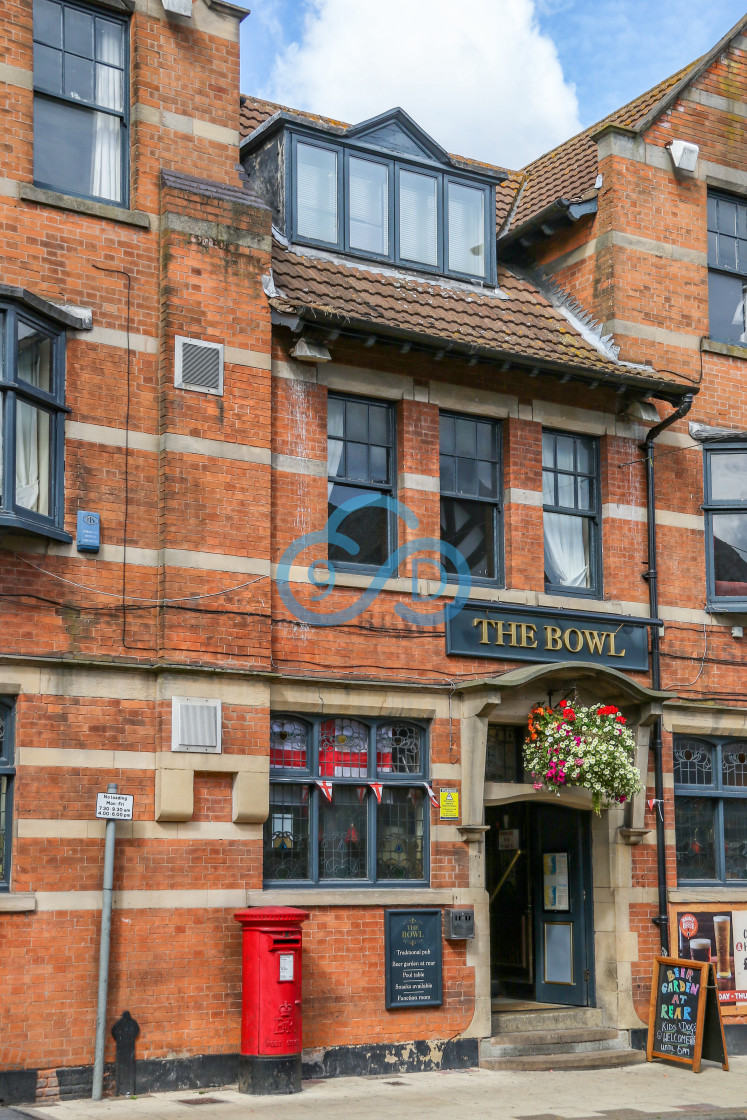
[264,715,429,885]
[485,725,524,783]
[674,736,747,885]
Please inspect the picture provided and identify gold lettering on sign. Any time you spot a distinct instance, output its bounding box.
[607,632,626,657]
[544,625,563,650]
[582,630,606,655]
[563,628,584,653]
[473,617,494,645]
[520,623,538,649]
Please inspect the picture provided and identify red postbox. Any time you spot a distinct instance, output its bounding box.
[233,906,309,1095]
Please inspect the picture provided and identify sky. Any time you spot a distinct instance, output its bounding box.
[239,0,746,170]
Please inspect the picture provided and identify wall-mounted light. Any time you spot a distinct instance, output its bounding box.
[667,140,699,176]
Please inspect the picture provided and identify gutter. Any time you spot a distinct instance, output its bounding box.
[640,392,695,954]
[498,196,598,249]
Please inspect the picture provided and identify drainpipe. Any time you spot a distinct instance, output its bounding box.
[640,393,694,954]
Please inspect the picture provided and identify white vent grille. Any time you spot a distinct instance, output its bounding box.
[175,337,224,396]
[171,697,222,753]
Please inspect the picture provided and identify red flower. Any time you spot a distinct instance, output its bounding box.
[564,709,576,720]
[616,714,626,724]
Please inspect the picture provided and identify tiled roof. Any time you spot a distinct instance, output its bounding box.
[509,63,695,233]
[160,166,270,210]
[269,242,694,392]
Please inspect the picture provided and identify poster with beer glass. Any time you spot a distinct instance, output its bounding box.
[673,906,747,1012]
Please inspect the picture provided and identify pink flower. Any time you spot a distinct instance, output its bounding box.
[533,782,543,790]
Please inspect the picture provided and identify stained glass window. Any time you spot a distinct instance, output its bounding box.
[674,735,747,884]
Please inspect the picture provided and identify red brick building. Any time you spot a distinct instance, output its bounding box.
[1,1,746,1102]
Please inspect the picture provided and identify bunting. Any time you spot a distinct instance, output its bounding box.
[423,783,439,808]
[369,782,383,803]
[317,780,333,801]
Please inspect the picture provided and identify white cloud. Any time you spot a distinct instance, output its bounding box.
[263,0,582,169]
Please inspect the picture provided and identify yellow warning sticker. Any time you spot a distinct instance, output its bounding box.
[439,788,459,820]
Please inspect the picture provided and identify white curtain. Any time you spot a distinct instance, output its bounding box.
[15,341,50,515]
[544,512,589,588]
[91,20,122,202]
[349,158,388,254]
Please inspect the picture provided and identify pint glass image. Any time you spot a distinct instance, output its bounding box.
[689,937,711,962]
[713,915,732,979]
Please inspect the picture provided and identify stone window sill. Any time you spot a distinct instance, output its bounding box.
[0,892,36,912]
[247,888,455,907]
[668,886,747,903]
[701,338,747,360]
[19,185,151,230]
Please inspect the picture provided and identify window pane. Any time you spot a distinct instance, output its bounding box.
[722,745,747,787]
[556,435,575,471]
[576,438,593,474]
[296,143,337,244]
[377,788,424,880]
[34,98,122,203]
[328,483,389,567]
[542,431,555,468]
[439,453,455,493]
[708,230,718,264]
[270,716,308,770]
[0,775,7,886]
[718,235,738,271]
[485,724,521,782]
[476,421,493,460]
[542,469,555,504]
[477,459,496,499]
[34,0,63,47]
[440,414,455,454]
[674,739,713,786]
[328,438,344,477]
[34,43,63,94]
[399,170,437,266]
[327,395,344,438]
[557,471,575,508]
[544,512,590,588]
[16,400,50,515]
[369,404,389,446]
[724,800,747,880]
[64,5,94,57]
[456,455,477,495]
[455,417,476,457]
[95,17,124,68]
[319,785,368,880]
[708,271,747,344]
[718,199,738,236]
[95,63,123,113]
[577,477,592,511]
[345,399,368,442]
[707,194,718,233]
[65,52,94,103]
[441,496,494,578]
[376,723,421,774]
[17,323,52,393]
[712,512,747,596]
[448,183,485,277]
[349,157,388,255]
[370,444,389,484]
[264,784,310,880]
[675,797,717,880]
[319,718,368,777]
[346,441,368,481]
[710,453,747,501]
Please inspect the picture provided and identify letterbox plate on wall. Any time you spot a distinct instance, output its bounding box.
[385,909,442,1008]
[446,602,654,672]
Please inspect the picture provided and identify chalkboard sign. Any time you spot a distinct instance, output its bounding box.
[647,956,728,1073]
[385,909,442,1009]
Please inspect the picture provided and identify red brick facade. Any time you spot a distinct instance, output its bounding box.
[1,1,747,1103]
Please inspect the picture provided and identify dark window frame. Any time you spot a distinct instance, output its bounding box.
[674,735,747,887]
[288,130,496,285]
[707,189,747,346]
[264,714,430,888]
[439,410,504,586]
[32,0,130,208]
[0,699,16,892]
[327,392,397,575]
[703,442,747,611]
[0,301,69,541]
[485,724,525,784]
[542,429,602,599]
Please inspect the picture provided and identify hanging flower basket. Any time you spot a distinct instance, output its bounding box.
[523,699,643,813]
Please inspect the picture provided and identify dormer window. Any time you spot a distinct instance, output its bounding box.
[290,134,494,282]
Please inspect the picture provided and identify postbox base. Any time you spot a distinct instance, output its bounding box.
[237,1054,302,1095]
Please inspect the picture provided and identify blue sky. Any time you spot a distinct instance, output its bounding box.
[239,1,746,169]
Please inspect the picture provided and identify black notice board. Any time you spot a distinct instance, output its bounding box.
[647,956,728,1073]
[385,909,442,1009]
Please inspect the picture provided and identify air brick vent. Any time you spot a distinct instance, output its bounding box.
[175,337,224,395]
[171,697,222,753]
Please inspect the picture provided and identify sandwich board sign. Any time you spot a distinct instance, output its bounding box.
[647,956,728,1073]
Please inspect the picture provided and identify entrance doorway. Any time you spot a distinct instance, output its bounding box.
[486,802,594,1007]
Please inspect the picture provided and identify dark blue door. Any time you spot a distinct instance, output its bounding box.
[532,805,593,1007]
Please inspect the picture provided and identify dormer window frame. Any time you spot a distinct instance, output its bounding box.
[288,128,497,286]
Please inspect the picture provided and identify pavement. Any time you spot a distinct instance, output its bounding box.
[3,1058,747,1120]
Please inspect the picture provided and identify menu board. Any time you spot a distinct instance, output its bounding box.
[385,909,442,1009]
[673,906,747,1012]
[543,851,569,912]
[647,956,728,1073]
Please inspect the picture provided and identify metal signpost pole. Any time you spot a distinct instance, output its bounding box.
[92,782,118,1100]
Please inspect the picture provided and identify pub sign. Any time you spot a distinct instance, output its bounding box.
[385,909,442,1008]
[446,603,654,672]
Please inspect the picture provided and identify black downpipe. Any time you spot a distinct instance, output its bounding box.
[640,393,694,954]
